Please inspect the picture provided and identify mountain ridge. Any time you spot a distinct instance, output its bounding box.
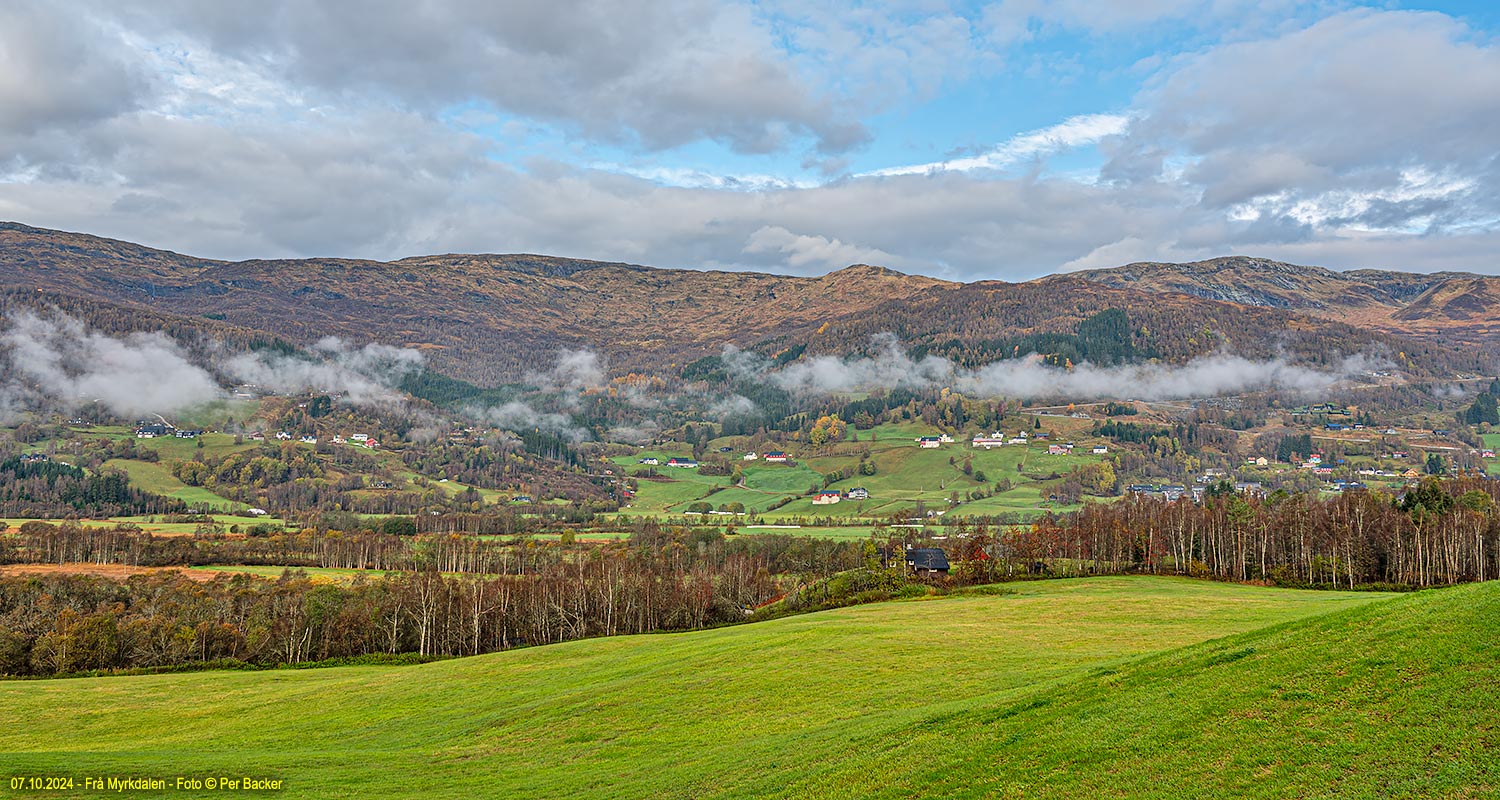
[1,222,1494,382]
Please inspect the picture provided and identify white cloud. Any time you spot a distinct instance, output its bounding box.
[861,113,1131,177]
[0,309,221,417]
[759,333,1376,401]
[1,3,1498,281]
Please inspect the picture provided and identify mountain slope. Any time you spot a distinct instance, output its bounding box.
[4,577,1492,798]
[0,223,953,383]
[1067,255,1500,344]
[0,223,1487,382]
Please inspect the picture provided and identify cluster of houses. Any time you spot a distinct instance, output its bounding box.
[246,430,380,448]
[134,423,203,439]
[638,456,700,468]
[18,453,50,463]
[1131,482,1274,502]
[966,431,1106,455]
[812,487,870,505]
[917,434,955,448]
[640,451,794,469]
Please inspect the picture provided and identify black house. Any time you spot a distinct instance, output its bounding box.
[904,547,950,575]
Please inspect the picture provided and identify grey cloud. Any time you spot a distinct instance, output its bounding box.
[219,337,424,406]
[2,4,1500,280]
[1119,10,1500,232]
[708,393,758,421]
[0,309,221,417]
[605,422,660,445]
[0,1,148,141]
[547,349,606,393]
[758,333,1377,401]
[471,401,590,443]
[89,0,866,155]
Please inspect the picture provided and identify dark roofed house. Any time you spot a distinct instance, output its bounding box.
[904,547,950,575]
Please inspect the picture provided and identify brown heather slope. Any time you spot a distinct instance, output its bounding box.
[0,223,1486,382]
[0,223,952,383]
[1064,255,1500,345]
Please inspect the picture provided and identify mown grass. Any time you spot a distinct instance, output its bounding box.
[100,459,243,511]
[620,424,1114,522]
[0,576,1458,799]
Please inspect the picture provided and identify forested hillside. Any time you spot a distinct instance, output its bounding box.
[3,222,1489,383]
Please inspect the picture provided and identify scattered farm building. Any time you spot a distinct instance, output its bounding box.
[904,548,950,575]
[812,491,842,505]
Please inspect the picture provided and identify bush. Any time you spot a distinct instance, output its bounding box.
[379,517,419,537]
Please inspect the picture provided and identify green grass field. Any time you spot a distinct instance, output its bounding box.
[619,424,1114,522]
[1484,433,1499,475]
[101,459,244,511]
[5,576,1487,799]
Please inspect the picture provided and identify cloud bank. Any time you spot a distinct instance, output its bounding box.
[1,4,1496,278]
[220,337,425,406]
[0,309,220,417]
[738,334,1375,402]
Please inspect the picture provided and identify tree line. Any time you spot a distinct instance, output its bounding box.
[0,524,867,677]
[948,479,1500,589]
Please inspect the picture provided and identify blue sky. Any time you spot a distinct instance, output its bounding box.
[2,0,1498,280]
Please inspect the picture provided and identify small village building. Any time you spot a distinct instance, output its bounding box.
[917,436,942,449]
[1048,444,1068,455]
[639,457,660,465]
[666,457,698,468]
[812,491,842,505]
[847,487,870,500]
[742,452,759,461]
[764,452,789,462]
[904,548,950,575]
[971,434,1006,449]
[1092,445,1108,454]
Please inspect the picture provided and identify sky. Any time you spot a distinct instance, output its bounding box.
[1,0,1497,281]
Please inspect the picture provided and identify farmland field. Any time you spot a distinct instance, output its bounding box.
[101,459,244,511]
[617,422,1115,522]
[5,576,1489,799]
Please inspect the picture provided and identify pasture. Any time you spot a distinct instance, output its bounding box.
[617,422,1113,521]
[5,577,1484,799]
[100,459,244,511]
